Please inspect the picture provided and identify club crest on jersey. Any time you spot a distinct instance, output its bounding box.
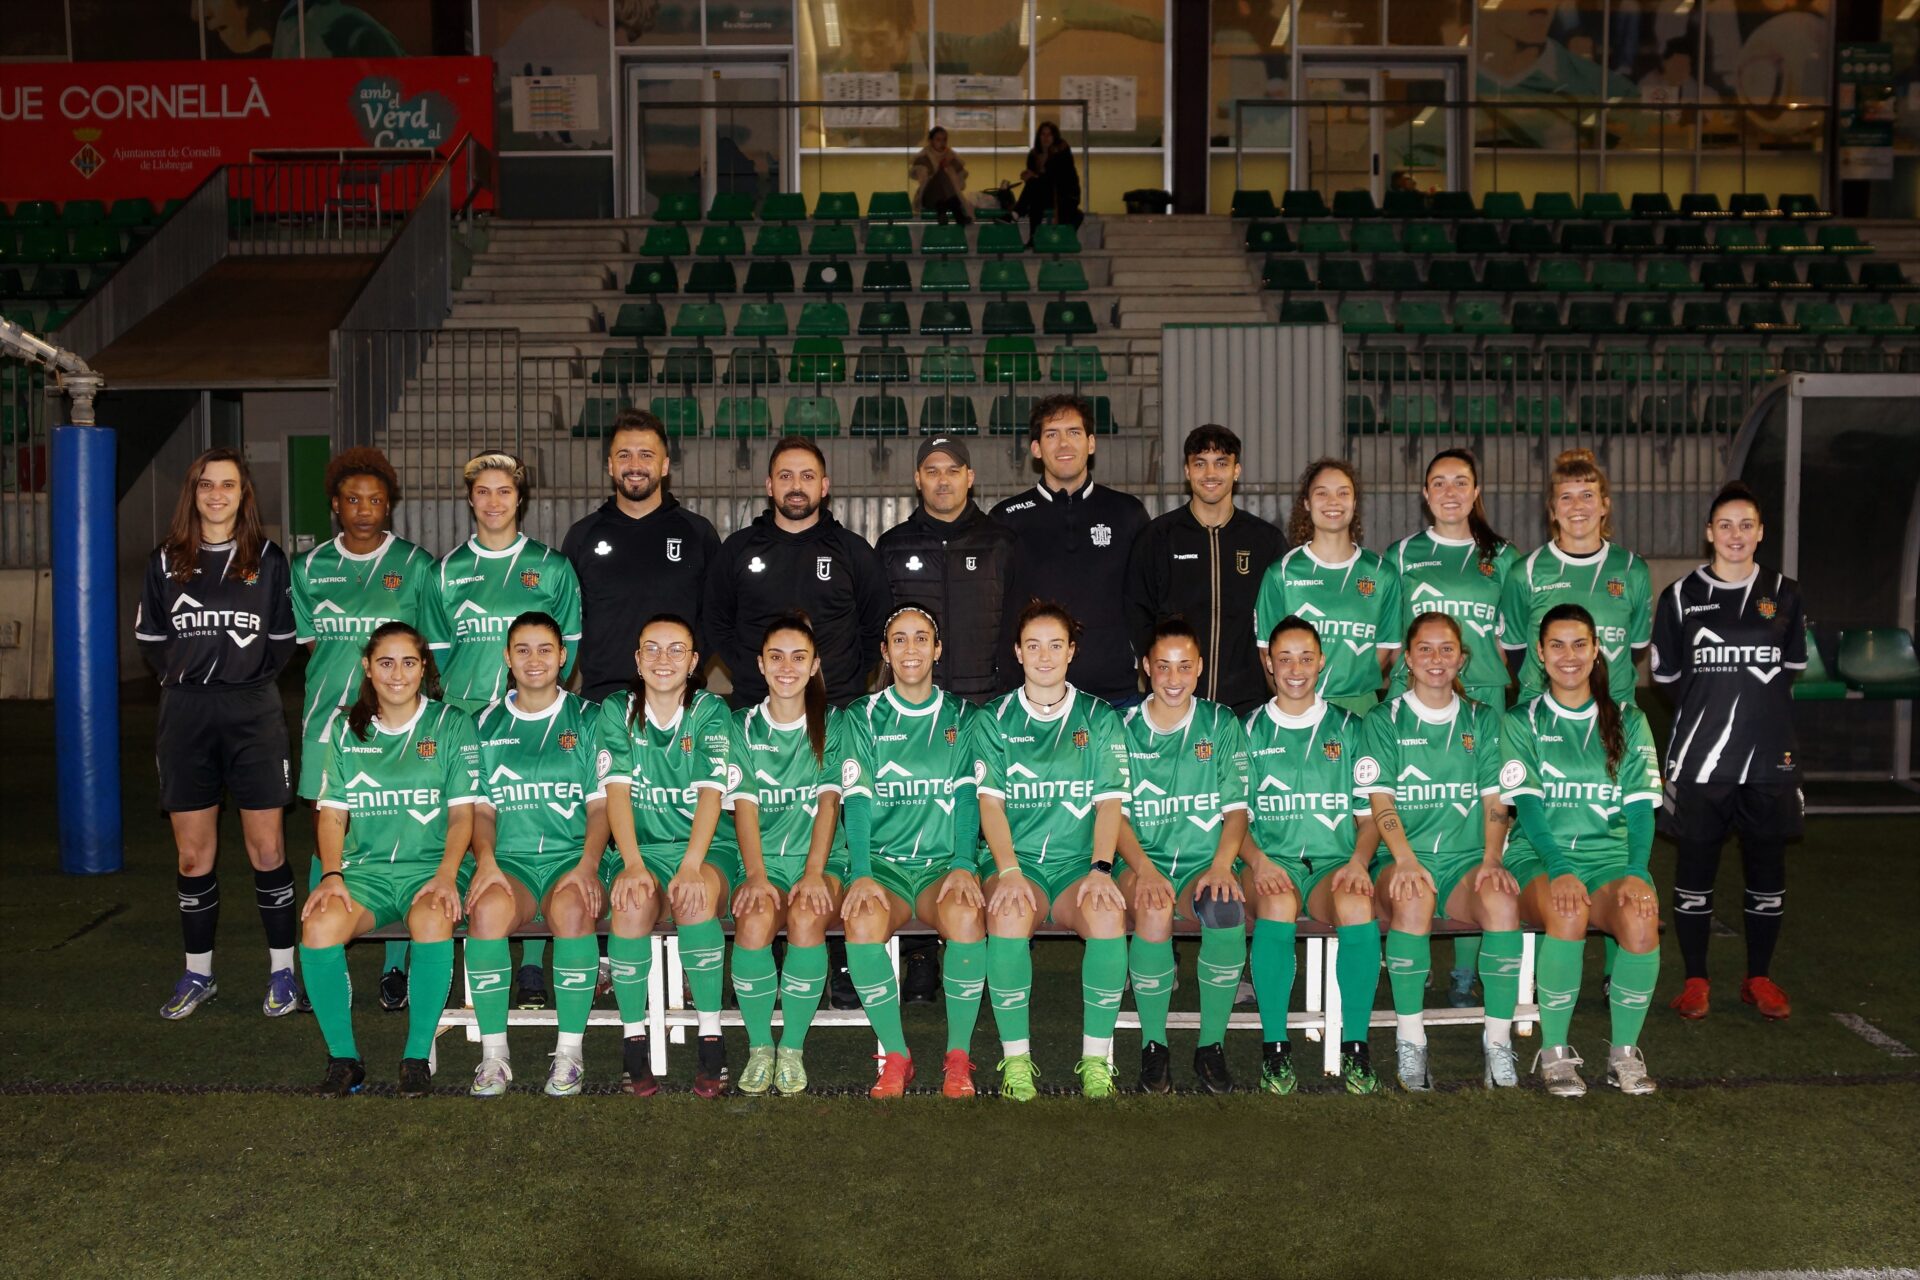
[1322,741,1343,761]
[817,557,833,581]
[520,570,541,590]
[680,735,693,755]
[1461,733,1475,753]
[239,568,259,586]
[1091,524,1112,548]
[666,538,683,562]
[965,556,977,571]
[1072,729,1089,749]
[417,738,438,760]
[1236,550,1251,575]
[906,555,924,572]
[945,726,958,745]
[381,571,402,591]
[1478,560,1496,577]
[1356,576,1376,598]
[1195,740,1213,762]
[558,730,578,752]
[1756,597,1777,619]
[1606,577,1625,598]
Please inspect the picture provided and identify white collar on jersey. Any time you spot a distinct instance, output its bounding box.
[504,689,566,722]
[1299,544,1362,572]
[1547,540,1610,568]
[334,531,395,562]
[644,699,687,732]
[883,687,943,717]
[372,696,429,736]
[1034,480,1095,503]
[1263,697,1328,731]
[1016,684,1076,722]
[1139,695,1197,736]
[1423,528,1476,548]
[755,701,808,733]
[1540,692,1598,721]
[1399,690,1462,725]
[466,533,529,560]
[1695,564,1761,589]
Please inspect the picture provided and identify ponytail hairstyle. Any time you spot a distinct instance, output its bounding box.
[1404,611,1470,700]
[1547,448,1612,542]
[347,621,442,742]
[1539,603,1623,778]
[626,612,701,728]
[879,604,941,691]
[1421,448,1506,568]
[1266,614,1323,652]
[762,611,828,764]
[503,611,565,693]
[1287,457,1363,548]
[1015,598,1083,646]
[163,447,265,585]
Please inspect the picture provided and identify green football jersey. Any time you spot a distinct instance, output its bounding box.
[1389,530,1520,702]
[427,534,582,713]
[1497,694,1663,870]
[1243,698,1367,870]
[596,689,739,864]
[1254,545,1404,701]
[975,686,1131,870]
[1498,541,1651,705]
[291,533,438,754]
[316,698,481,869]
[1119,697,1249,883]
[840,688,984,870]
[473,690,602,863]
[1351,692,1504,862]
[725,703,851,864]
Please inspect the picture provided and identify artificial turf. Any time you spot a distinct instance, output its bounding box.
[3,690,1918,1277]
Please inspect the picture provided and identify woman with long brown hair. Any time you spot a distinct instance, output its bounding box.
[135,447,299,1021]
[1016,120,1082,242]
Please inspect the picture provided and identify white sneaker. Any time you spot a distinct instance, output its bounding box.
[1605,1043,1657,1095]
[1395,1040,1433,1092]
[470,1055,513,1098]
[544,1049,585,1098]
[1534,1044,1587,1098]
[1483,1036,1520,1088]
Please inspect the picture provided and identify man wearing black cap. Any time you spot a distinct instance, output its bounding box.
[874,435,1018,702]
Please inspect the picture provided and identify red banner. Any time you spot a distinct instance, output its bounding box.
[0,56,494,206]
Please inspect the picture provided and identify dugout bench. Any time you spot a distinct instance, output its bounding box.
[358,920,1540,1080]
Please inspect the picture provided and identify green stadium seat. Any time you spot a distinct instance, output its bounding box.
[1512,300,1561,333]
[10,201,55,226]
[1602,347,1657,382]
[1581,192,1628,220]
[920,224,968,255]
[1343,393,1379,435]
[987,393,1038,436]
[857,300,910,336]
[1661,223,1708,253]
[1531,191,1578,219]
[1430,192,1478,219]
[1541,345,1596,380]
[1454,300,1509,334]
[649,395,703,437]
[808,224,857,256]
[983,300,1036,335]
[1371,259,1422,291]
[108,198,155,227]
[1639,393,1694,431]
[1391,301,1449,335]
[1453,223,1504,255]
[17,229,65,263]
[1778,193,1828,219]
[1566,299,1623,333]
[1698,260,1748,290]
[1592,260,1642,291]
[1728,192,1774,219]
[684,261,738,295]
[797,300,850,336]
[1701,392,1748,433]
[1792,627,1850,701]
[789,337,847,383]
[922,345,978,384]
[733,302,789,338]
[653,192,701,222]
[1382,189,1427,218]
[1738,301,1794,332]
[1630,193,1675,219]
[1297,223,1348,254]
[1680,194,1725,219]
[783,395,843,435]
[714,396,772,438]
[659,346,716,384]
[1278,300,1330,324]
[1402,223,1454,254]
[1558,223,1605,254]
[1608,223,1657,254]
[851,394,910,436]
[1421,346,1472,380]
[865,224,912,256]
[1350,348,1413,381]
[1765,225,1813,254]
[1716,224,1762,253]
[758,192,807,222]
[1281,190,1330,218]
[1032,225,1081,255]
[854,344,910,384]
[919,259,972,293]
[752,225,802,257]
[976,221,1025,255]
[58,199,104,228]
[1037,260,1089,293]
[1386,394,1442,433]
[1807,260,1859,291]
[743,261,795,295]
[591,347,649,387]
[1042,301,1096,336]
[979,259,1031,294]
[1623,301,1678,333]
[920,394,979,433]
[626,261,678,294]
[572,395,630,438]
[1793,302,1852,334]
[707,193,755,223]
[1318,259,1368,291]
[1836,629,1920,697]
[637,225,690,258]
[867,191,914,221]
[919,301,973,335]
[1231,189,1278,219]
[1339,300,1394,335]
[1515,395,1570,434]
[1680,301,1738,333]
[983,337,1039,382]
[1817,226,1871,254]
[1450,395,1506,432]
[69,227,121,263]
[1352,223,1401,254]
[861,260,913,293]
[1663,344,1719,382]
[802,259,852,294]
[1482,343,1532,381]
[1246,221,1292,253]
[1049,345,1108,383]
[1480,192,1526,220]
[610,302,667,338]
[1578,393,1630,430]
[813,191,859,220]
[726,347,782,386]
[1505,223,1554,256]
[1425,259,1477,292]
[1333,189,1379,219]
[1483,259,1533,292]
[1537,259,1591,292]
[1851,302,1915,335]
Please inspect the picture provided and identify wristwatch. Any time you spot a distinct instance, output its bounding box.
[1090,859,1114,876]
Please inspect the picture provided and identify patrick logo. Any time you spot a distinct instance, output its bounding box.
[417,738,438,760]
[1356,576,1376,598]
[558,730,578,752]
[381,571,403,591]
[1071,729,1089,750]
[520,570,541,589]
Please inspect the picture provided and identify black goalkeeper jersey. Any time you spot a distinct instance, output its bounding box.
[1651,565,1806,786]
[135,540,297,687]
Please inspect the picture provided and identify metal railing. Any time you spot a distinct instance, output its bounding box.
[228,138,493,254]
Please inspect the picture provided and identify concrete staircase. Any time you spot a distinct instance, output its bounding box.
[1099,216,1266,333]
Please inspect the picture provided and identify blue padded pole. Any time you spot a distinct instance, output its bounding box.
[52,423,122,874]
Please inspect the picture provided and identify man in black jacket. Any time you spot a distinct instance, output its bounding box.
[874,435,1017,702]
[560,411,722,702]
[704,436,892,708]
[990,393,1150,704]
[1124,424,1286,716]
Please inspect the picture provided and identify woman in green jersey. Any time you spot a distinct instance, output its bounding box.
[462,612,608,1099]
[725,613,852,1097]
[597,613,740,1100]
[294,447,437,1013]
[1115,619,1251,1096]
[1499,604,1665,1098]
[1499,448,1652,708]
[1254,458,1403,716]
[1239,616,1383,1096]
[1389,448,1521,1009]
[839,605,990,1100]
[975,601,1133,1102]
[1354,613,1524,1092]
[427,450,582,1010]
[299,622,481,1098]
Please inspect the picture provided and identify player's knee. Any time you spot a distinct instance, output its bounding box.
[175,846,216,877]
[1478,888,1520,931]
[938,907,985,945]
[1192,892,1245,931]
[466,889,515,938]
[406,904,453,943]
[547,895,592,937]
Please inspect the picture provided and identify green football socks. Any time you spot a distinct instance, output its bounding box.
[1196,926,1246,1047]
[608,932,653,1031]
[299,942,357,1059]
[1609,945,1660,1049]
[1127,936,1176,1047]
[847,942,907,1056]
[552,934,600,1038]
[1479,929,1524,1021]
[1335,923,1383,1044]
[942,939,986,1053]
[382,940,409,975]
[777,942,829,1050]
[678,917,726,1013]
[985,935,1032,1049]
[464,937,512,1039]
[403,939,453,1060]
[732,943,778,1046]
[1081,936,1127,1041]
[1536,935,1586,1048]
[1385,929,1431,1016]
[519,936,547,973]
[1249,919,1297,1042]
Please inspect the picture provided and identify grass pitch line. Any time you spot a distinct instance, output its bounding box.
[1831,1013,1919,1058]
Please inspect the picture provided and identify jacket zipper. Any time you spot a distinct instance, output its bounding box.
[1206,524,1221,701]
